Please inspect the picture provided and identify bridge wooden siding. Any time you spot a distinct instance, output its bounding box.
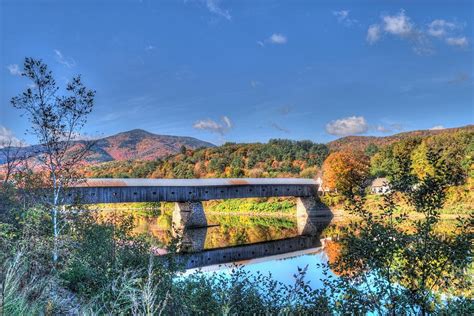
[65,178,319,204]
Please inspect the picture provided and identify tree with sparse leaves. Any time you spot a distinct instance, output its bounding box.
[10,58,95,263]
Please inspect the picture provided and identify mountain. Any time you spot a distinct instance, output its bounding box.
[89,129,215,162]
[0,129,215,164]
[327,125,474,152]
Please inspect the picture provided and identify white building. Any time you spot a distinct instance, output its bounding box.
[371,177,390,194]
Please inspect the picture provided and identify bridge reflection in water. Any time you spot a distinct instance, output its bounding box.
[174,214,332,269]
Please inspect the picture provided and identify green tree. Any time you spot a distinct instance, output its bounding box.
[365,143,379,157]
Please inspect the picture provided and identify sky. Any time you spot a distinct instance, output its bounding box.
[1,0,473,146]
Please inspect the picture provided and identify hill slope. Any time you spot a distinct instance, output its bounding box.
[327,125,474,152]
[1,129,215,164]
[89,129,215,161]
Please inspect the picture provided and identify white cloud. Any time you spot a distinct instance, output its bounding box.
[430,125,445,130]
[446,36,468,48]
[145,44,155,51]
[193,116,232,135]
[258,33,288,47]
[205,0,231,21]
[333,10,357,26]
[333,10,349,21]
[325,116,368,136]
[366,25,381,44]
[7,64,22,76]
[426,20,468,48]
[268,33,287,44]
[366,10,468,54]
[382,10,413,36]
[54,49,76,68]
[0,126,24,147]
[427,19,456,38]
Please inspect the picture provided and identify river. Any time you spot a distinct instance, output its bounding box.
[99,207,340,288]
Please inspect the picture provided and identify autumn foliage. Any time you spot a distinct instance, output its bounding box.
[322,150,370,195]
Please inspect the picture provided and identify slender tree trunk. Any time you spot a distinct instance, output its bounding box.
[52,173,60,264]
[52,206,58,263]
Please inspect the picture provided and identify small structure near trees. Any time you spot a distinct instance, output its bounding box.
[370,177,390,194]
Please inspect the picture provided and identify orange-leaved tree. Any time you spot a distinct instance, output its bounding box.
[322,150,370,196]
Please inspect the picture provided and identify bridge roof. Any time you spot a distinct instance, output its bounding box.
[77,178,317,187]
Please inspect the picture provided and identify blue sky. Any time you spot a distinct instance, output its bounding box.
[1,0,473,146]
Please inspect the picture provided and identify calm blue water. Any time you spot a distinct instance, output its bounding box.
[183,247,335,289]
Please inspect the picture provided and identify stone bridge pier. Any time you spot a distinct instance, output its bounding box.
[172,201,208,229]
[296,196,333,236]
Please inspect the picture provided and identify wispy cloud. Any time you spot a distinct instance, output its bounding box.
[7,64,22,76]
[448,73,470,84]
[380,10,433,55]
[427,19,457,38]
[425,19,468,48]
[373,123,404,134]
[193,116,232,135]
[271,122,290,134]
[365,10,469,54]
[276,104,293,116]
[258,33,287,47]
[250,80,261,88]
[446,36,469,48]
[205,0,231,21]
[54,49,76,68]
[325,116,368,136]
[374,125,391,133]
[333,10,358,26]
[367,25,381,44]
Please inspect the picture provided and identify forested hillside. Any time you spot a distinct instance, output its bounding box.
[86,139,329,178]
[327,125,474,152]
[86,127,473,182]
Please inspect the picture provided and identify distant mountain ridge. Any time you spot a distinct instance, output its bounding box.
[0,129,215,164]
[3,125,472,166]
[327,125,474,152]
[89,129,215,161]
